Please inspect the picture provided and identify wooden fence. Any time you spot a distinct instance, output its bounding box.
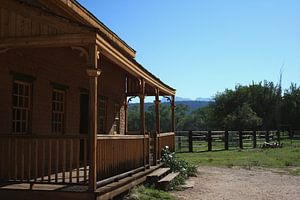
[175,130,299,153]
[0,134,88,184]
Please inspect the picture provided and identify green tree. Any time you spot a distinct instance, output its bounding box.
[223,103,262,130]
[281,83,300,129]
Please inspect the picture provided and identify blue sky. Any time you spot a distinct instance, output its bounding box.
[78,0,300,99]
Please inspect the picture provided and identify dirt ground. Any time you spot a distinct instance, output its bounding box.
[171,166,300,200]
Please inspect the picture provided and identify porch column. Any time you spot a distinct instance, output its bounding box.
[171,95,175,132]
[86,44,100,191]
[154,88,160,165]
[124,99,128,134]
[139,79,146,168]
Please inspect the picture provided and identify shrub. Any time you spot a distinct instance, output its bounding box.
[161,146,197,190]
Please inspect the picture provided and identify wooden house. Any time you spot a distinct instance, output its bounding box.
[0,0,176,199]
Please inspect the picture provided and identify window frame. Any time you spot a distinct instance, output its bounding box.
[98,95,107,134]
[51,87,66,134]
[113,103,120,134]
[10,71,36,134]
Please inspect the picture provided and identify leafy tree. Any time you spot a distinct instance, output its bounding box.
[281,83,300,129]
[223,103,262,130]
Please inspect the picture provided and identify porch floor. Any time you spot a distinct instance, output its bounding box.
[0,164,163,200]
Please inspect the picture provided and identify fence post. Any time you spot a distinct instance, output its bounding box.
[178,136,182,152]
[252,130,257,148]
[188,131,193,152]
[207,130,212,151]
[224,130,229,150]
[276,130,280,144]
[265,130,270,143]
[239,130,243,149]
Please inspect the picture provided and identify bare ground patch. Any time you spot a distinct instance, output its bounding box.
[171,166,300,200]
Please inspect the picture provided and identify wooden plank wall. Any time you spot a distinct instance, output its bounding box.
[0,135,88,185]
[157,132,175,160]
[96,135,149,181]
[0,7,62,38]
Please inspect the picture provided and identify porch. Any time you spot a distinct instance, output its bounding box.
[0,132,174,199]
[0,1,176,199]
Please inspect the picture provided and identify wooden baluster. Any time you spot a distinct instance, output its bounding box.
[55,139,59,183]
[21,139,24,181]
[0,140,5,179]
[8,137,11,180]
[69,139,73,183]
[62,139,66,183]
[76,139,80,183]
[34,139,38,182]
[14,138,18,180]
[48,139,52,182]
[41,139,45,182]
[28,139,31,182]
[83,139,87,184]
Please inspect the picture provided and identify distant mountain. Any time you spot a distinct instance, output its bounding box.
[129,99,212,112]
[195,97,213,102]
[176,101,211,111]
[175,97,192,101]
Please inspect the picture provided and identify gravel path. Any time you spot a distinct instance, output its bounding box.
[171,166,300,200]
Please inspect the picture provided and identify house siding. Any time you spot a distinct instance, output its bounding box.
[0,47,126,135]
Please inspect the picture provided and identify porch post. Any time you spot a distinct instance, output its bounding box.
[86,44,100,191]
[124,98,128,134]
[139,79,146,168]
[154,88,160,166]
[171,95,175,132]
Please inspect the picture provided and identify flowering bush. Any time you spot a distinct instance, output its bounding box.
[161,146,197,178]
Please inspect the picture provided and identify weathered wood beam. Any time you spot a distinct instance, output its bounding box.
[86,44,100,191]
[96,35,175,96]
[0,33,96,48]
[154,88,160,166]
[139,79,147,168]
[171,95,175,132]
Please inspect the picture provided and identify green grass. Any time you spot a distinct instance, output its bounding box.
[125,186,176,200]
[176,140,300,175]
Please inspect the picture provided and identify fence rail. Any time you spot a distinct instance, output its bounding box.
[0,134,88,185]
[175,130,299,153]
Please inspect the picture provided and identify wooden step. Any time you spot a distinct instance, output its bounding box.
[146,168,170,183]
[147,168,170,178]
[157,172,180,190]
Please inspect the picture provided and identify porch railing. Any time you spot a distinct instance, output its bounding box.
[96,134,149,181]
[0,134,88,185]
[157,132,175,160]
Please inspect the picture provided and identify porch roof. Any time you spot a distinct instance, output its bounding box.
[52,0,176,95]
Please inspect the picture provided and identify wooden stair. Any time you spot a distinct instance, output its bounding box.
[146,167,170,184]
[157,172,180,190]
[146,167,180,190]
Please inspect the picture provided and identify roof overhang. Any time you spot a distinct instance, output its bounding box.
[58,0,175,96]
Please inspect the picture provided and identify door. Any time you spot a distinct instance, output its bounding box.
[80,93,89,161]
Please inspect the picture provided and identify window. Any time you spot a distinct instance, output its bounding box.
[113,103,120,134]
[98,96,107,133]
[12,80,31,134]
[52,89,65,134]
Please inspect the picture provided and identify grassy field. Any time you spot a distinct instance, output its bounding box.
[176,140,300,175]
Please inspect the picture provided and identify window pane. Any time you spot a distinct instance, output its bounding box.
[52,89,65,134]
